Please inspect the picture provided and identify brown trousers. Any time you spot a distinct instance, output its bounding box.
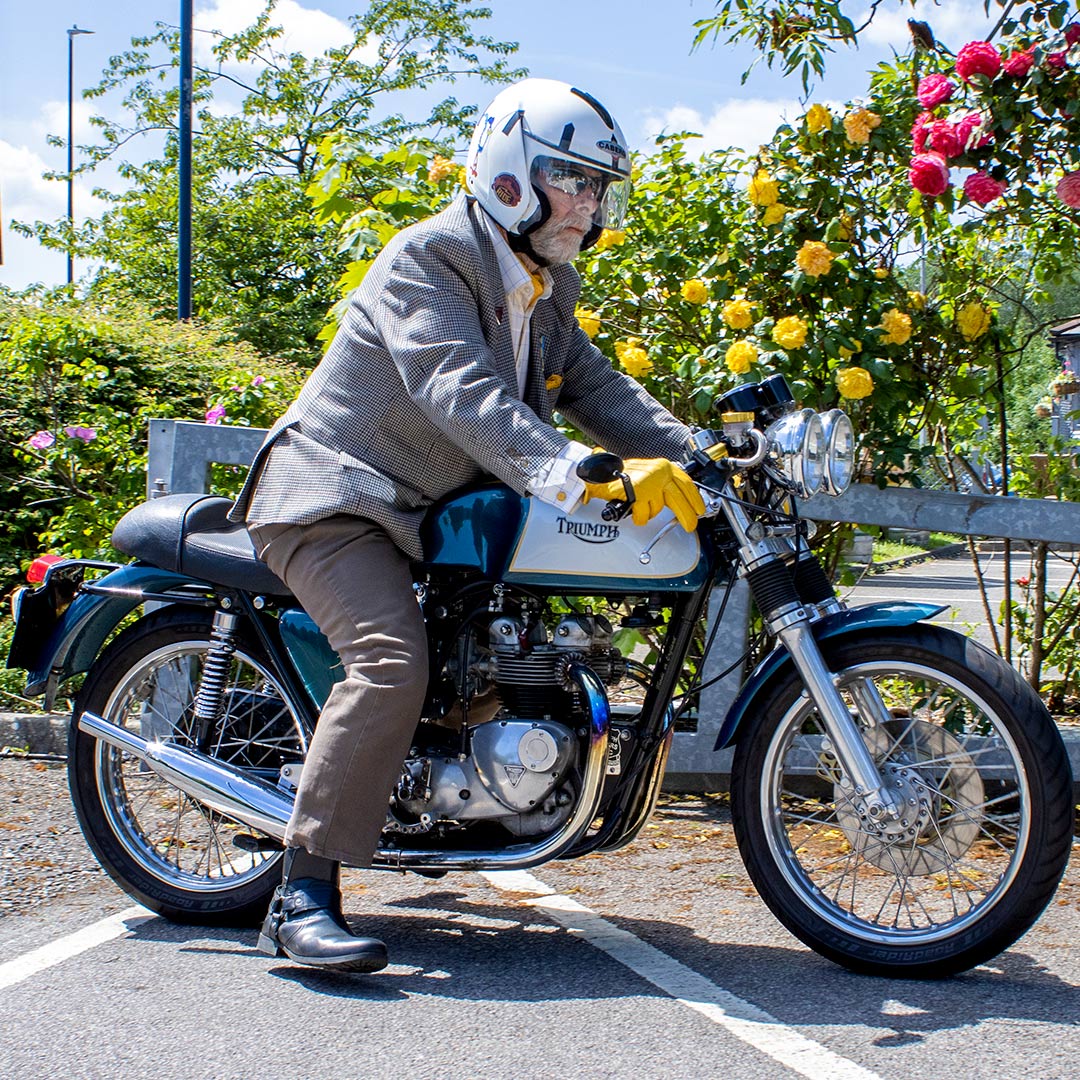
[248,516,428,865]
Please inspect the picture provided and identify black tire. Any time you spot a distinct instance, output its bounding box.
[730,624,1073,978]
[69,607,308,925]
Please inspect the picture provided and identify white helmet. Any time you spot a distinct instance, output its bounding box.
[465,78,631,252]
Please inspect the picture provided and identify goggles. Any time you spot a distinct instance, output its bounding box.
[531,155,631,230]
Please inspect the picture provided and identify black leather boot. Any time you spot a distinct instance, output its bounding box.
[257,847,388,972]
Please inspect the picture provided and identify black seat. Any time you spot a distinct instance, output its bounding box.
[112,494,292,597]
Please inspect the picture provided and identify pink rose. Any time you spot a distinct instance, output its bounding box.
[917,74,955,108]
[964,171,1006,206]
[954,111,990,151]
[1003,48,1035,77]
[205,405,227,425]
[1046,51,1067,69]
[927,119,961,158]
[1057,172,1080,208]
[251,374,266,386]
[911,111,933,154]
[910,153,951,196]
[956,41,1002,82]
[28,430,55,450]
[64,425,97,442]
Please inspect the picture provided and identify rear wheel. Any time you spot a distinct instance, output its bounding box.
[70,607,308,925]
[731,625,1073,978]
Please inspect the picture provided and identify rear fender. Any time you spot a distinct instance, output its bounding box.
[15,564,210,698]
[714,601,946,750]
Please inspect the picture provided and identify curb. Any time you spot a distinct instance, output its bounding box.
[863,541,968,576]
[5,711,1078,799]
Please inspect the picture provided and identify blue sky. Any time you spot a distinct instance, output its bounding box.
[0,0,994,290]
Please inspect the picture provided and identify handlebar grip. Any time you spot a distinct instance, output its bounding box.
[602,500,632,523]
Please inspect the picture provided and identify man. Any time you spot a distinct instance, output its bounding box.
[230,77,704,973]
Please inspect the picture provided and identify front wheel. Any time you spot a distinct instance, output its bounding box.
[69,607,309,925]
[731,624,1073,978]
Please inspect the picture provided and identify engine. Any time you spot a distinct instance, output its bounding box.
[387,608,625,838]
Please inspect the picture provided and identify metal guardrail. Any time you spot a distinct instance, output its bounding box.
[146,420,1080,787]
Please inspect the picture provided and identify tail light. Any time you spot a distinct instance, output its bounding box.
[26,554,64,584]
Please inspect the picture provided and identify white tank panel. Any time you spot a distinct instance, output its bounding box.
[507,498,701,579]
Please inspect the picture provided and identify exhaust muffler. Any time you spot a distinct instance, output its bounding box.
[78,710,292,840]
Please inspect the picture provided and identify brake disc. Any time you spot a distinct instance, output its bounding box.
[834,718,983,875]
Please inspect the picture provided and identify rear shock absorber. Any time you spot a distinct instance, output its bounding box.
[192,607,241,745]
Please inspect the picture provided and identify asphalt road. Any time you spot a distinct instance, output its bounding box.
[1,760,1077,1080]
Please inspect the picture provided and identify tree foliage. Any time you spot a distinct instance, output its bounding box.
[16,0,523,362]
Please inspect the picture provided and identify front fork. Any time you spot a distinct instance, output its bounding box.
[721,489,904,824]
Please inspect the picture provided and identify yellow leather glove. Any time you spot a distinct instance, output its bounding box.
[581,458,705,532]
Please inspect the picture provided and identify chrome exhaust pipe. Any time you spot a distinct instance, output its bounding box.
[77,710,292,840]
[79,661,611,872]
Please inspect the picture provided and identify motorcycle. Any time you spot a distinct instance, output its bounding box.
[7,374,1073,978]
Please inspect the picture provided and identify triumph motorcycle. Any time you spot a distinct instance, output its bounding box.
[7,375,1073,978]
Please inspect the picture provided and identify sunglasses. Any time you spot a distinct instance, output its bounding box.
[540,161,610,201]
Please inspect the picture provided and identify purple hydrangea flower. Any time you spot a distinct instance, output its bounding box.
[205,405,227,425]
[29,430,55,450]
[64,426,97,442]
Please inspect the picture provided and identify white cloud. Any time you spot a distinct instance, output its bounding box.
[195,0,363,66]
[0,140,69,289]
[640,98,802,155]
[856,1,997,51]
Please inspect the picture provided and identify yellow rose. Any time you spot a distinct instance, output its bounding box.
[957,301,991,341]
[722,298,754,330]
[576,308,601,339]
[874,267,890,279]
[748,169,779,207]
[594,229,626,251]
[843,108,881,145]
[879,308,912,346]
[838,338,862,360]
[762,203,789,226]
[458,165,469,188]
[907,290,927,311]
[805,103,832,135]
[725,340,758,375]
[773,315,808,350]
[836,366,874,400]
[615,337,652,378]
[795,240,834,278]
[680,279,709,304]
[836,212,855,242]
[427,154,457,184]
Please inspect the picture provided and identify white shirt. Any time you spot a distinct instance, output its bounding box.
[481,214,590,512]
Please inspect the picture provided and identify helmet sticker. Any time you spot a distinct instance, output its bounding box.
[492,173,522,207]
[595,137,627,158]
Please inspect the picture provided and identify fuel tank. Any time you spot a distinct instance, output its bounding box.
[420,483,707,592]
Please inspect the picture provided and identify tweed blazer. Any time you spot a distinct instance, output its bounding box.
[230,193,691,560]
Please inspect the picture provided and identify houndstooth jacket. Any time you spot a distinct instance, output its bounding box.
[229,193,691,560]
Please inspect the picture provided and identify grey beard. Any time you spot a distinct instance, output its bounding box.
[527,219,585,265]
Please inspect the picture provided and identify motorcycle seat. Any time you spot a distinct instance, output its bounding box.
[112,493,292,597]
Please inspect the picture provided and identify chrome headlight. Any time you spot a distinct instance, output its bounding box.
[819,409,855,496]
[765,408,826,498]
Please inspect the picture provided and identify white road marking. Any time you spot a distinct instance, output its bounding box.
[483,870,882,1080]
[0,907,152,991]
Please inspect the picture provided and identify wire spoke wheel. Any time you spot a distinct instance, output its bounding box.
[70,610,308,924]
[731,625,1072,977]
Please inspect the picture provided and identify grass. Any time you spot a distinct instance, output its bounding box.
[871,531,964,563]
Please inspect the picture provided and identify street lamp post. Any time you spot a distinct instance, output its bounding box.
[67,25,94,287]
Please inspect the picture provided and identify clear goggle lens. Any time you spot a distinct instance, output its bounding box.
[532,156,630,229]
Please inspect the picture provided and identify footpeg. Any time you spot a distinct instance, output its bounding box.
[233,833,284,853]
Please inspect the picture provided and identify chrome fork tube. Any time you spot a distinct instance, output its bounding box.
[720,482,902,821]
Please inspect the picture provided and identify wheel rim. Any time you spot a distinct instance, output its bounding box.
[760,659,1031,945]
[94,639,307,893]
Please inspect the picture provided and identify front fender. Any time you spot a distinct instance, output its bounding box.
[22,564,209,697]
[714,601,946,750]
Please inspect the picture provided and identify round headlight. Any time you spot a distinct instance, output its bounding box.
[765,408,826,498]
[820,409,855,495]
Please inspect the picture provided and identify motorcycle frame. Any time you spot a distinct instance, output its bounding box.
[10,523,945,867]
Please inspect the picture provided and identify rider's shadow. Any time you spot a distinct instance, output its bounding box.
[132,885,1080,1027]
